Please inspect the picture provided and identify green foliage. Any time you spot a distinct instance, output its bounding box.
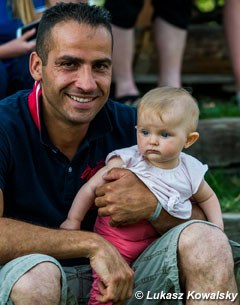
[205,169,240,212]
[197,94,240,213]
[198,97,240,119]
[196,0,224,12]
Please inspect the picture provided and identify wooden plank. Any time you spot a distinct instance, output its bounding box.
[133,24,233,77]
[134,73,234,84]
[186,118,240,167]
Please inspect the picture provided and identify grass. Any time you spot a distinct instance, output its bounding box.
[206,169,240,213]
[198,96,240,119]
[188,1,240,213]
[195,90,240,213]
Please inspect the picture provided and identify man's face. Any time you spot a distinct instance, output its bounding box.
[31,21,112,127]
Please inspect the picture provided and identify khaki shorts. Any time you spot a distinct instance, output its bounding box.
[0,255,92,305]
[0,220,239,305]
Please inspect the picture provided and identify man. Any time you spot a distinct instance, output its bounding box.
[0,3,239,305]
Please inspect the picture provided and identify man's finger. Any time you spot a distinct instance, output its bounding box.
[97,206,111,217]
[102,167,126,181]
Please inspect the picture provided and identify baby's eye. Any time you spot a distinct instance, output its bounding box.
[161,131,170,138]
[141,129,149,136]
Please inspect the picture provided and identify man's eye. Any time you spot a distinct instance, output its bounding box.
[94,63,109,71]
[63,62,75,69]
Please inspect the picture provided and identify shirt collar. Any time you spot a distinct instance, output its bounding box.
[28,81,42,131]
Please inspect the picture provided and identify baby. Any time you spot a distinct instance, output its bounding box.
[61,87,223,305]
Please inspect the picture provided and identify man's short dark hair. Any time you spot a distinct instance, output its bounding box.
[36,2,112,65]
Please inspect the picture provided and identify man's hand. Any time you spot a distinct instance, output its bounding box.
[95,168,157,227]
[89,234,134,304]
[95,168,207,233]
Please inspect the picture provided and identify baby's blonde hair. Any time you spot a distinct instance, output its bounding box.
[137,87,199,133]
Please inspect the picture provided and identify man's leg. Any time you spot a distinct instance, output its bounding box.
[0,254,68,305]
[178,223,238,304]
[126,220,239,305]
[10,262,61,305]
[230,239,240,290]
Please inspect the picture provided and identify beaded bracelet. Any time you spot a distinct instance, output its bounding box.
[148,201,162,222]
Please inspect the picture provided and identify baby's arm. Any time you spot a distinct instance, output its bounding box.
[60,157,124,230]
[192,180,224,230]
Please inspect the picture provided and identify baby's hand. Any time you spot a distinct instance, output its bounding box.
[60,218,81,230]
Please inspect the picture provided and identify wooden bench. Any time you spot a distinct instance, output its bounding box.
[133,0,233,86]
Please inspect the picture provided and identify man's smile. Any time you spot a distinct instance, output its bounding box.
[68,94,93,103]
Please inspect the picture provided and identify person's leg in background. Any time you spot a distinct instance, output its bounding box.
[104,0,144,103]
[111,25,140,101]
[152,0,192,88]
[153,18,187,87]
[224,0,240,107]
[104,0,192,103]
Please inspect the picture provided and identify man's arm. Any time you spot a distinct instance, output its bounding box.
[95,168,207,234]
[151,204,206,235]
[0,190,133,303]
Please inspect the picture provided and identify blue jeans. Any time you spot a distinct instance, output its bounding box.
[0,61,8,99]
[0,54,34,100]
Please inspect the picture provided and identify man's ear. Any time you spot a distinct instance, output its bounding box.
[29,51,42,81]
[184,132,199,149]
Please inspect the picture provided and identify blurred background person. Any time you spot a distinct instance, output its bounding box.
[104,0,192,104]
[0,0,87,100]
[224,0,240,107]
[0,0,42,99]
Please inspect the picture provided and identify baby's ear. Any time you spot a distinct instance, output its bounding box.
[184,132,199,149]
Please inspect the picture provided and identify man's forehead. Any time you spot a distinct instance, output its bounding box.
[52,20,110,37]
[49,21,111,50]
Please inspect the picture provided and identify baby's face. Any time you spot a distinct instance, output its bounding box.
[136,110,189,169]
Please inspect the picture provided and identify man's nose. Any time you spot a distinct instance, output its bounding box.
[75,66,97,92]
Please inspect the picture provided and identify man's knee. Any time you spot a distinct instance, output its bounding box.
[10,262,62,305]
[177,222,238,296]
[178,222,234,272]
